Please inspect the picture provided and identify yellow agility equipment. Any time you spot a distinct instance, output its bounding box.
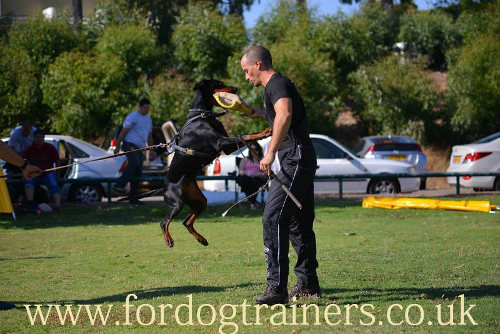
[0,169,15,220]
[362,196,497,213]
[213,92,253,115]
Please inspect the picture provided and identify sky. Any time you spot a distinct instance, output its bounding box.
[243,0,435,28]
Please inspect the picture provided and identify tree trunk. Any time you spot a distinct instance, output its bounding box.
[72,0,83,25]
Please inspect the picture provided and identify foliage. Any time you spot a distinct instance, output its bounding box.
[41,51,129,139]
[454,2,500,46]
[447,35,500,142]
[350,55,439,143]
[6,15,78,72]
[95,24,163,81]
[398,9,460,69]
[171,2,247,82]
[0,46,40,136]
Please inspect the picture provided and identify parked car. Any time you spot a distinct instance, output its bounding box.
[446,132,500,191]
[204,134,420,194]
[2,135,128,202]
[106,121,178,187]
[354,135,428,189]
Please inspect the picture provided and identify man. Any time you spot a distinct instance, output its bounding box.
[0,141,42,179]
[8,120,37,155]
[240,45,320,305]
[113,98,153,204]
[23,130,61,210]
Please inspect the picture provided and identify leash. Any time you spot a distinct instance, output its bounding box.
[221,137,303,217]
[0,143,169,179]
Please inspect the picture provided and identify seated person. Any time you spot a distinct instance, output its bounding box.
[23,130,61,210]
[236,142,267,210]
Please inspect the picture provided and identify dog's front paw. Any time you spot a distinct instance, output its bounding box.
[262,127,272,137]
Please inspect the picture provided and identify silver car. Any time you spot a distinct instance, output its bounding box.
[447,132,500,191]
[354,135,428,189]
[2,135,128,202]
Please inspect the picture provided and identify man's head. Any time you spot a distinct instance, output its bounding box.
[33,129,45,147]
[138,98,151,115]
[21,120,33,136]
[240,45,273,87]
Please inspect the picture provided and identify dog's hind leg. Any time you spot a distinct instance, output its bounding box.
[160,203,183,248]
[160,178,185,248]
[181,180,209,246]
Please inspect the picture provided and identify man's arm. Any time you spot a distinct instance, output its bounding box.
[148,131,153,146]
[259,97,292,175]
[114,127,131,154]
[0,141,42,178]
[242,106,267,120]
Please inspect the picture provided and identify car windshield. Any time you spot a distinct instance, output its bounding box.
[472,132,500,144]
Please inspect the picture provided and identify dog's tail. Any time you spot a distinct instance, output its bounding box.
[117,188,164,202]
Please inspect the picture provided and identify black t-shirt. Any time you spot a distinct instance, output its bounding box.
[263,73,310,143]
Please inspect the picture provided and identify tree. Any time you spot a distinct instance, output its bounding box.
[41,51,129,139]
[398,9,460,69]
[447,35,500,142]
[350,56,439,143]
[171,2,247,82]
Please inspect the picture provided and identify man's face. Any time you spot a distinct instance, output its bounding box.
[240,55,262,87]
[139,104,150,115]
[34,134,44,147]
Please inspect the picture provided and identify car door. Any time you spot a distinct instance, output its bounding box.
[311,138,368,194]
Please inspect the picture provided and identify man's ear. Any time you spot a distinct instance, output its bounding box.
[254,60,261,70]
[193,80,207,91]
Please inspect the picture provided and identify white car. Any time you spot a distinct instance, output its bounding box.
[205,134,420,194]
[2,135,128,202]
[447,132,500,191]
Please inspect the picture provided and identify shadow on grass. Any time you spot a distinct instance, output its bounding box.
[1,283,260,309]
[320,285,500,305]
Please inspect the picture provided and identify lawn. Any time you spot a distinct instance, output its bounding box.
[0,195,499,333]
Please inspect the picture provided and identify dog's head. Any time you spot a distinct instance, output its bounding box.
[191,79,237,110]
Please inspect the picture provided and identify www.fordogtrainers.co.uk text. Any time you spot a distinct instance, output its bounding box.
[24,294,478,333]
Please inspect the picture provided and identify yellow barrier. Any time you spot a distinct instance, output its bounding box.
[0,169,15,220]
[362,197,497,213]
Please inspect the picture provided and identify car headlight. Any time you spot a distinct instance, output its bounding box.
[407,167,416,173]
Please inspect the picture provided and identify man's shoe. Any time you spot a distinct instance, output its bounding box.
[129,198,145,205]
[256,285,288,305]
[288,284,321,300]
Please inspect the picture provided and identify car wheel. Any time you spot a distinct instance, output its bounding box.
[368,179,399,194]
[68,184,103,203]
[494,177,500,191]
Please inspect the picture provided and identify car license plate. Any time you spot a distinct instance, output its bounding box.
[453,156,461,163]
[388,155,406,161]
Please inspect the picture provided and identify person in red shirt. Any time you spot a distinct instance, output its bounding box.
[23,130,61,210]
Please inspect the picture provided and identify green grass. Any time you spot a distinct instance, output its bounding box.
[0,196,499,333]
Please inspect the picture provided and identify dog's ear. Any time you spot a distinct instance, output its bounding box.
[193,80,207,91]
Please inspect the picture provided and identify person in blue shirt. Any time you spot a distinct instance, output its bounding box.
[8,120,37,156]
[113,98,153,204]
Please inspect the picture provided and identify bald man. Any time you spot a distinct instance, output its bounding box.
[241,45,320,305]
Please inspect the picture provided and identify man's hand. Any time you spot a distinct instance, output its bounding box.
[113,145,121,155]
[259,151,275,175]
[23,164,42,180]
[243,106,266,119]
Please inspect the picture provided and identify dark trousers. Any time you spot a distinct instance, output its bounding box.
[236,175,267,204]
[262,143,319,288]
[116,141,143,196]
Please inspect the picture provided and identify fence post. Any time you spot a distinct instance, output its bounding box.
[107,182,112,203]
[338,178,343,200]
[456,176,460,195]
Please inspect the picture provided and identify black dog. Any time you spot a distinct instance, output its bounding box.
[124,80,271,247]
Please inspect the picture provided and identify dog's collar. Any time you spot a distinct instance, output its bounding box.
[188,109,227,118]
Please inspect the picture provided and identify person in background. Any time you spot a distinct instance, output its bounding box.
[113,98,153,204]
[236,142,267,210]
[23,130,61,210]
[0,141,42,179]
[6,121,37,174]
